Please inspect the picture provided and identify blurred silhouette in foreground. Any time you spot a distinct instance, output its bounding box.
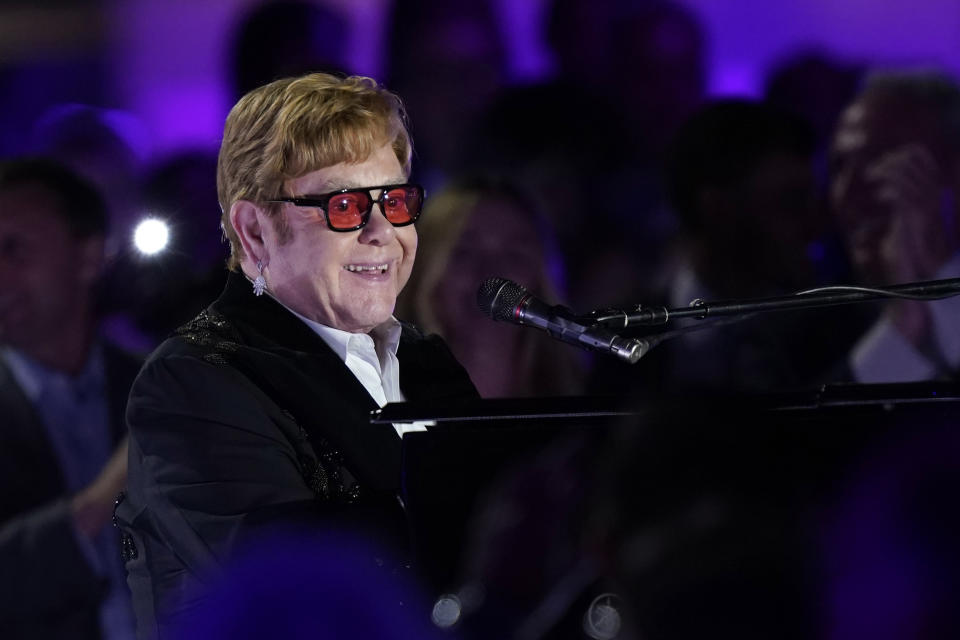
[442,393,960,639]
[819,417,960,638]
[591,400,960,639]
[173,529,443,640]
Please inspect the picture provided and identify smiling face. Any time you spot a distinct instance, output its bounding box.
[830,96,900,283]
[263,143,417,333]
[830,94,949,284]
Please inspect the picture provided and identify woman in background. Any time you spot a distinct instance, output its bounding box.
[399,177,584,397]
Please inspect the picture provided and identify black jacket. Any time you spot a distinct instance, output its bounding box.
[115,271,478,639]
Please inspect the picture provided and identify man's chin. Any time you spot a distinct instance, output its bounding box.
[339,306,395,333]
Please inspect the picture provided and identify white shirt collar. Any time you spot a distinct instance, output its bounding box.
[278,301,402,368]
[269,296,431,437]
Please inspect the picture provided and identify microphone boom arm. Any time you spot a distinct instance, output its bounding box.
[587,277,960,328]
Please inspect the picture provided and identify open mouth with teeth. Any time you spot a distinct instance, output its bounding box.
[343,263,389,274]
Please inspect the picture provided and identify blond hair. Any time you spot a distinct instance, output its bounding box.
[217,73,412,268]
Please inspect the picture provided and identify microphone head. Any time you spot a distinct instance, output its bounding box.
[477,277,528,322]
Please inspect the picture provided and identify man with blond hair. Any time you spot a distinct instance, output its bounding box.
[115,73,477,638]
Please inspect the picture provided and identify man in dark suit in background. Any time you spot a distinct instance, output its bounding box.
[115,73,479,639]
[0,159,140,639]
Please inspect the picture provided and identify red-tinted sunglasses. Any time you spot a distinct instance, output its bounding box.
[268,183,425,232]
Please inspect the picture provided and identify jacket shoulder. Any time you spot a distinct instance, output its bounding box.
[397,321,480,401]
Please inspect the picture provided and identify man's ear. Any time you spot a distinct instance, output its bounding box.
[230,200,268,269]
[77,234,105,286]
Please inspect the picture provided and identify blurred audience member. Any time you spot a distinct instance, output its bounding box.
[658,99,867,391]
[765,51,865,286]
[609,0,708,160]
[536,0,705,311]
[547,0,706,157]
[461,82,653,311]
[398,177,583,397]
[30,104,154,351]
[386,0,507,188]
[667,100,819,299]
[229,0,350,100]
[30,104,148,254]
[545,0,617,89]
[766,52,864,176]
[830,70,960,382]
[0,159,139,639]
[602,0,709,309]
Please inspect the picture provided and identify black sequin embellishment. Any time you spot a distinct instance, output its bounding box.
[287,419,361,503]
[176,309,242,365]
[120,532,138,563]
[113,492,139,562]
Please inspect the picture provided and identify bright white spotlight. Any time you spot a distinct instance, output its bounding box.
[133,218,170,256]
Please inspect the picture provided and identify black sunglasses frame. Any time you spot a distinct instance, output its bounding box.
[267,183,425,232]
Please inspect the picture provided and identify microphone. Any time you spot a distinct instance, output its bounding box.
[476,277,648,364]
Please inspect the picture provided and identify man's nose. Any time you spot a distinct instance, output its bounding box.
[358,201,396,244]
